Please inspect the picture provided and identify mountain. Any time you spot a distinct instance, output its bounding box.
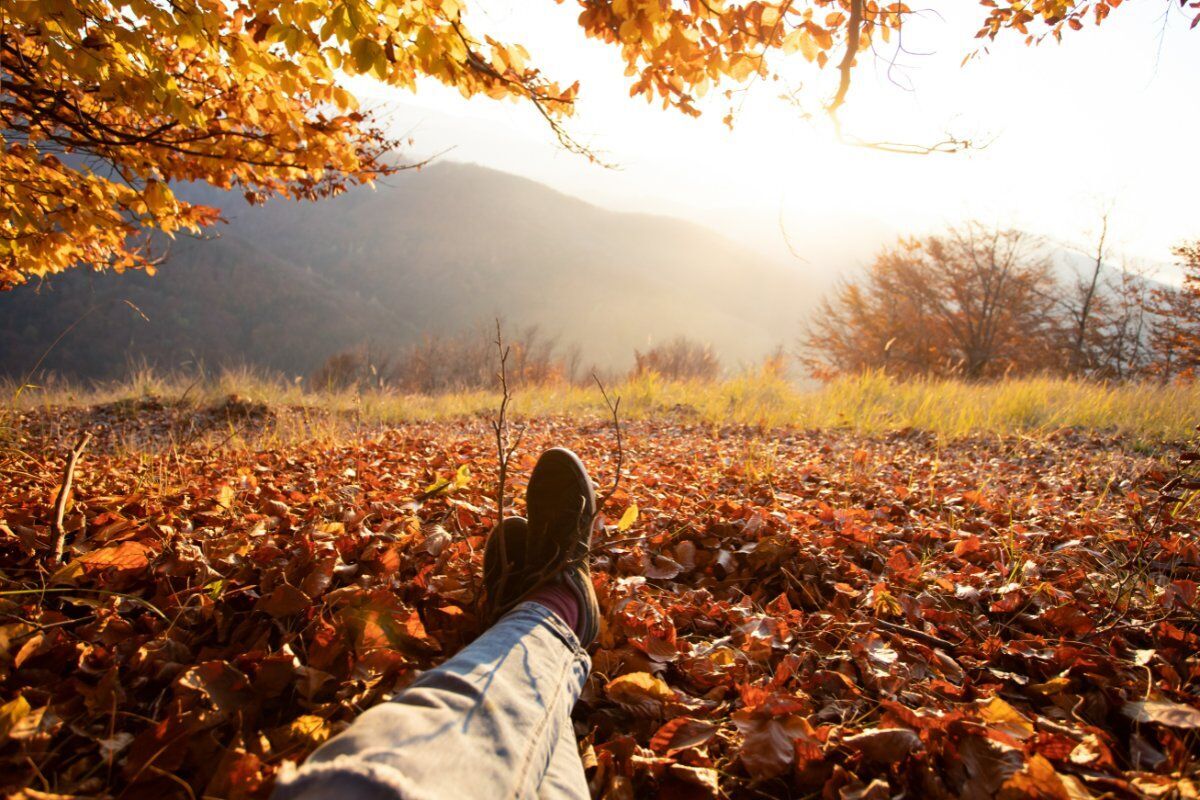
[0,162,824,381]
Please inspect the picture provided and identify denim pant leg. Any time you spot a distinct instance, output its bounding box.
[272,602,591,800]
[537,709,590,799]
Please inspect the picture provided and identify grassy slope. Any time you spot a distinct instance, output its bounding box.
[6,369,1199,443]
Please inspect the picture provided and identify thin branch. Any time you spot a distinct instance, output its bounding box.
[874,617,960,651]
[832,116,980,155]
[591,373,624,521]
[11,299,147,407]
[447,20,615,168]
[827,0,864,116]
[488,319,524,616]
[822,0,977,156]
[492,320,511,516]
[50,431,92,564]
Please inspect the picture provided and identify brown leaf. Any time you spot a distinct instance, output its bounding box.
[13,632,46,668]
[267,714,334,752]
[175,660,254,720]
[1040,604,1096,636]
[338,591,439,656]
[645,554,683,580]
[666,763,720,797]
[732,711,818,781]
[1122,699,1200,729]
[650,717,718,755]
[257,583,313,618]
[842,727,922,763]
[840,778,892,800]
[606,672,677,718]
[51,541,152,585]
[980,696,1035,740]
[998,754,1071,800]
[204,742,267,800]
[953,734,1023,798]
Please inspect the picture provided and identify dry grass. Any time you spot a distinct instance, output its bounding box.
[4,365,1198,442]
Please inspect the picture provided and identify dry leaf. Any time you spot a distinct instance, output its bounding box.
[1122,700,1200,729]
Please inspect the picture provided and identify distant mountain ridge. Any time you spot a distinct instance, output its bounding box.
[0,162,822,380]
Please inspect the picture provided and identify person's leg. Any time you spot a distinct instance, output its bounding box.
[273,448,602,800]
[272,600,590,800]
[537,711,590,799]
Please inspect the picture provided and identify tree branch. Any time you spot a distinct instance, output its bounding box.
[827,0,864,116]
[50,431,92,565]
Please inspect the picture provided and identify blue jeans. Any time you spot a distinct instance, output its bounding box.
[272,602,592,800]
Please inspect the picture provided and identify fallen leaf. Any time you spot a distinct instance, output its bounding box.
[668,763,720,796]
[0,695,31,742]
[1122,700,1200,729]
[650,717,718,755]
[606,672,676,717]
[257,584,313,618]
[176,661,254,720]
[618,503,639,532]
[980,696,1035,740]
[843,727,922,763]
[998,754,1071,800]
[732,711,819,781]
[51,541,152,585]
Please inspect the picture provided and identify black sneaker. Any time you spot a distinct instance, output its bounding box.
[481,448,601,646]
[526,447,596,565]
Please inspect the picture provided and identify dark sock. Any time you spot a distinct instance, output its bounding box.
[527,582,582,637]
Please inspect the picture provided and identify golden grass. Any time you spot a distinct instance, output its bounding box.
[4,366,1198,441]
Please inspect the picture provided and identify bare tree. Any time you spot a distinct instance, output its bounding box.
[1058,211,1112,375]
[1148,241,1200,380]
[1098,261,1152,380]
[803,223,1057,379]
[310,322,575,394]
[632,337,721,381]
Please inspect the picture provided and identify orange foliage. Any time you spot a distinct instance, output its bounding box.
[1148,241,1200,380]
[3,0,1172,286]
[1,409,1197,796]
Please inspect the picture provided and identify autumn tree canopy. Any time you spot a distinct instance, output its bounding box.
[803,225,1061,379]
[1148,241,1200,379]
[2,0,1185,287]
[803,226,1200,381]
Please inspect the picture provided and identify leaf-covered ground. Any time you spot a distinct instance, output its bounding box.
[1,403,1198,799]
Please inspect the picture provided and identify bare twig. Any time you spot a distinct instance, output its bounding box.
[488,320,525,614]
[492,320,525,518]
[874,618,960,651]
[832,122,977,155]
[11,299,146,407]
[592,374,624,519]
[50,430,92,564]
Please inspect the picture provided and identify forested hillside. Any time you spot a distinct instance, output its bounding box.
[0,163,822,380]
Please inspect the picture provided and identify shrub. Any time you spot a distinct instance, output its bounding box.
[632,337,720,381]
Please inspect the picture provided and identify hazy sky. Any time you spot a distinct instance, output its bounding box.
[351,1,1198,281]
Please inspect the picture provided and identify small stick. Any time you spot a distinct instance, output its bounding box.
[874,618,959,651]
[488,321,524,618]
[491,321,525,518]
[50,430,92,564]
[592,374,624,518]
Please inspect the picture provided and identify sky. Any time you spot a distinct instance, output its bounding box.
[350,1,1199,282]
